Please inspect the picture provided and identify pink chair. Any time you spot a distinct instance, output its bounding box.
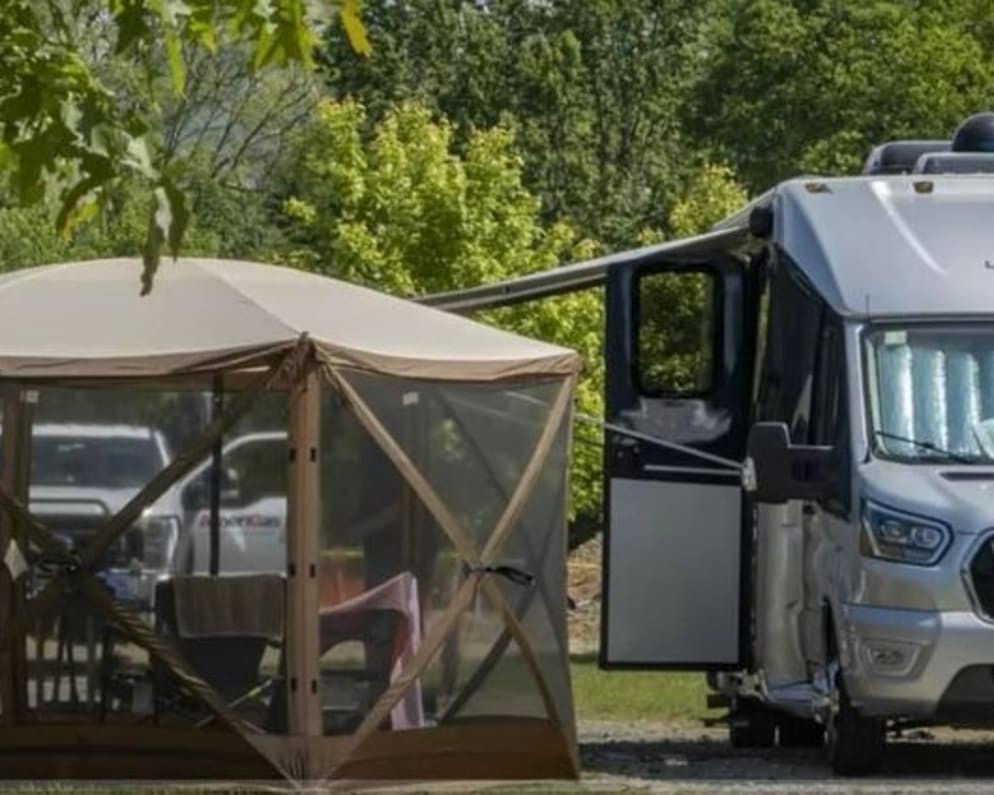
[318,571,424,730]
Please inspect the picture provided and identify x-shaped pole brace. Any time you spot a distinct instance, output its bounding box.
[324,366,575,771]
[0,338,311,776]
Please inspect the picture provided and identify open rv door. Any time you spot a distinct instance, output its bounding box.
[601,244,757,669]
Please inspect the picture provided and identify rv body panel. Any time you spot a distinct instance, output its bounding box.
[776,177,994,318]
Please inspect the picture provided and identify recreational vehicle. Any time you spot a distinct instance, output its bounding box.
[425,113,994,774]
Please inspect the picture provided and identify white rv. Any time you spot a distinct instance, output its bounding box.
[424,115,994,774]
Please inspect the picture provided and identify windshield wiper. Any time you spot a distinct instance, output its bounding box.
[873,430,975,464]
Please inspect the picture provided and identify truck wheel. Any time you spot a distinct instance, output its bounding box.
[778,714,825,747]
[827,674,885,775]
[729,698,776,748]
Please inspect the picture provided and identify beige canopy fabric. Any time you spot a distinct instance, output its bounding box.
[0,258,581,783]
[0,258,580,380]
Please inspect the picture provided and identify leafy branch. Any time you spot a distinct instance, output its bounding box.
[0,0,369,292]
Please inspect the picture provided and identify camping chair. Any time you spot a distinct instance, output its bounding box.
[153,574,284,729]
[266,571,423,735]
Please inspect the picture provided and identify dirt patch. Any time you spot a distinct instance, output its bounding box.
[567,534,602,655]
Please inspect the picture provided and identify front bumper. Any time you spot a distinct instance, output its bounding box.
[842,602,994,718]
[101,567,169,612]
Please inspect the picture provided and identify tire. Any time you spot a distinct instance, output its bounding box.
[729,698,776,748]
[778,714,825,747]
[827,674,885,775]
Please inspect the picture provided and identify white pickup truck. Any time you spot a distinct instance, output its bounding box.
[175,430,288,575]
[26,424,288,604]
[28,423,184,606]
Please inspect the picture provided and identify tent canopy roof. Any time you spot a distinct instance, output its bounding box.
[0,258,579,380]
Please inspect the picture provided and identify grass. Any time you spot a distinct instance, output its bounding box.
[570,654,720,724]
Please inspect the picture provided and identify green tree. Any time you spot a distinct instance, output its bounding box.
[277,98,605,520]
[0,0,367,288]
[0,169,283,272]
[668,164,749,238]
[319,0,719,247]
[689,0,992,190]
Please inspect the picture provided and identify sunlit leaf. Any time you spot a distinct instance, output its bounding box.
[56,175,105,238]
[340,0,371,56]
[165,30,186,95]
[123,135,158,180]
[61,196,101,239]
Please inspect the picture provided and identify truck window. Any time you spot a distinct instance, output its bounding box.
[636,269,717,395]
[31,436,161,488]
[223,437,287,507]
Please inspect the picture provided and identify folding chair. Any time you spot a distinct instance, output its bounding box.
[266,572,422,735]
[154,574,284,729]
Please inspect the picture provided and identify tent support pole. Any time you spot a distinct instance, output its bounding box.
[0,390,22,723]
[9,391,32,722]
[285,365,322,750]
[209,373,223,576]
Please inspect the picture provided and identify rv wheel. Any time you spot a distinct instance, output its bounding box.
[778,714,825,747]
[827,674,885,775]
[729,698,776,748]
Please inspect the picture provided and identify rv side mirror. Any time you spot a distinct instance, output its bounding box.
[745,422,836,504]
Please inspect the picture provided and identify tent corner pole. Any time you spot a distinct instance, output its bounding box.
[208,373,223,576]
[0,390,19,724]
[0,388,33,723]
[285,364,322,753]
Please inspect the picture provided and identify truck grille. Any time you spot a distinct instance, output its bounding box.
[968,535,994,620]
[39,515,142,569]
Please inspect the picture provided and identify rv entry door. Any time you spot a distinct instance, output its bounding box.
[601,252,752,669]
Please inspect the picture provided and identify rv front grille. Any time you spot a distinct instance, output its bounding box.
[967,534,994,620]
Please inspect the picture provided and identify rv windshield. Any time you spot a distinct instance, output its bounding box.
[867,326,994,463]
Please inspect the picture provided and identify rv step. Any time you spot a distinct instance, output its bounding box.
[707,693,731,710]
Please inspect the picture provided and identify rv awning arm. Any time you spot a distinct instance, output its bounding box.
[417,224,752,313]
[495,389,744,472]
[577,413,744,472]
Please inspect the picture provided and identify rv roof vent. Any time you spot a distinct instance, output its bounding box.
[912,152,994,174]
[862,140,951,175]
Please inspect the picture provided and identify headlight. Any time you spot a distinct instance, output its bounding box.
[138,514,181,571]
[861,500,950,566]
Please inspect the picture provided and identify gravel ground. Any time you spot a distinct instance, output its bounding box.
[576,720,994,793]
[341,721,994,793]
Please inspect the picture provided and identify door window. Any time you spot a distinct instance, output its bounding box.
[756,261,824,441]
[809,319,851,514]
[221,437,287,508]
[636,269,717,395]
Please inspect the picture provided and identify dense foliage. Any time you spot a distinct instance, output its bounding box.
[5,0,994,534]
